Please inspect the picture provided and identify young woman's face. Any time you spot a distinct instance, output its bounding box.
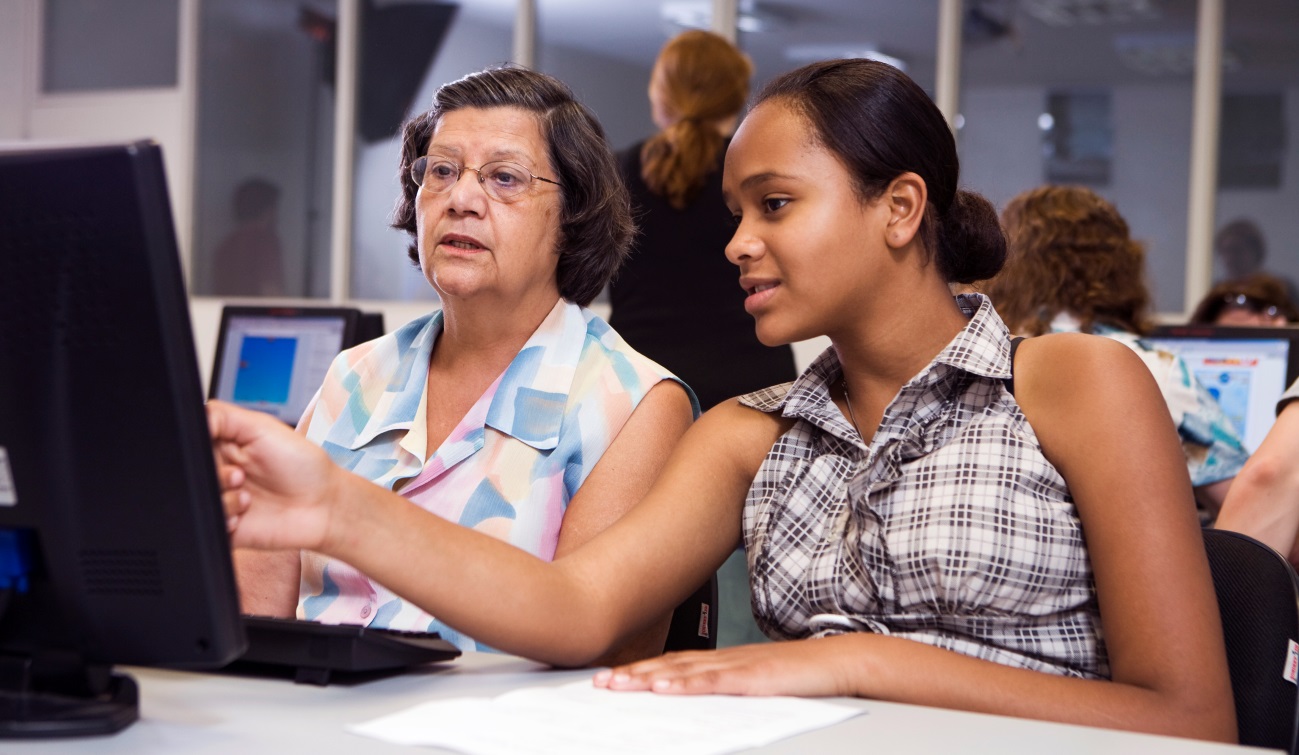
[722,101,893,346]
[414,106,563,308]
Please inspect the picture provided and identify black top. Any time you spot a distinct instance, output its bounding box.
[610,140,797,410]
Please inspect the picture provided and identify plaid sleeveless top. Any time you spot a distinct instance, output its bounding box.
[740,295,1108,679]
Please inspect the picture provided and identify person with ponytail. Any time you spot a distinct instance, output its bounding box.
[212,59,1234,740]
[610,30,795,411]
[987,185,1247,518]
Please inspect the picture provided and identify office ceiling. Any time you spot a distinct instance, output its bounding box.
[459,0,1299,91]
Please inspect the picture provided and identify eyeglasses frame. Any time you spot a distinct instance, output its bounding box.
[409,156,561,203]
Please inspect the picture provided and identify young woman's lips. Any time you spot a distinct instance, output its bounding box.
[744,282,779,314]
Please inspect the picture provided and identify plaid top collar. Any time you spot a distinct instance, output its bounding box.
[745,294,1015,447]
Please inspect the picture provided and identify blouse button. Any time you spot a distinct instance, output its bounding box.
[360,604,371,619]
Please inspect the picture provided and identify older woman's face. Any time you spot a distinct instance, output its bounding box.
[415,106,563,308]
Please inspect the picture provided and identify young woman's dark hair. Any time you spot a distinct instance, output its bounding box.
[391,65,634,307]
[750,59,1005,285]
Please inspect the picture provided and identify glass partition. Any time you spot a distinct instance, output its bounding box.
[959,1,1199,312]
[192,0,338,298]
[1212,0,1299,312]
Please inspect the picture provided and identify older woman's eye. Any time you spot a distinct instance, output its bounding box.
[487,164,526,188]
[430,161,459,179]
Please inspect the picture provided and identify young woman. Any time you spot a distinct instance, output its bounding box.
[211,59,1234,741]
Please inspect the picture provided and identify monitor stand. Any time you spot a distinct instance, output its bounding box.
[0,655,138,738]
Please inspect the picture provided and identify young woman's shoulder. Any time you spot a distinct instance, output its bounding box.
[1011,331,1169,453]
[1014,331,1152,392]
[688,393,796,480]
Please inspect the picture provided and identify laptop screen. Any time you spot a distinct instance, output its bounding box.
[209,306,361,425]
[1146,326,1299,453]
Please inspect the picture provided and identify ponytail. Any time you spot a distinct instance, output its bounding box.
[640,121,726,209]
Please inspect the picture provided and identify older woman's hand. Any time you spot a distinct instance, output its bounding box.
[208,399,341,552]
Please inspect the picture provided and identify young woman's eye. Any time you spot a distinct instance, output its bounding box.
[730,213,742,227]
[762,197,790,213]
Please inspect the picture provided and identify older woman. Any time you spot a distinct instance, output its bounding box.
[1188,273,1299,326]
[233,66,696,659]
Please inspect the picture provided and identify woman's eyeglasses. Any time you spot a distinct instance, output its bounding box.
[1221,292,1282,318]
[410,156,561,203]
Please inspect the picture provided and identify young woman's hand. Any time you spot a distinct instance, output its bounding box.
[207,399,342,552]
[592,637,857,698]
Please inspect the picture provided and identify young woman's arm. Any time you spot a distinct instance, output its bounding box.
[1215,396,1299,565]
[211,389,776,666]
[598,335,1235,742]
[230,396,321,617]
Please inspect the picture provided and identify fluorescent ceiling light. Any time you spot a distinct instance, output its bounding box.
[1022,0,1161,26]
[661,0,788,34]
[785,44,907,72]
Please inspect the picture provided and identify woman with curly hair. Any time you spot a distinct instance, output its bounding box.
[986,185,1248,515]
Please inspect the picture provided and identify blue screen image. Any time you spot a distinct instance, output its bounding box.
[232,336,298,404]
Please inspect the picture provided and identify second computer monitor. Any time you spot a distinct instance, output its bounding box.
[1146,325,1299,453]
[209,306,363,425]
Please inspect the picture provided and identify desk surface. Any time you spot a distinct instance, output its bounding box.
[5,653,1276,754]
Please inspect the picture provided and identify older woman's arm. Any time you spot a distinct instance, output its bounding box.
[551,379,696,662]
[1214,395,1299,565]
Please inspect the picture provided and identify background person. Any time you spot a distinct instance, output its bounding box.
[210,177,286,296]
[609,29,797,648]
[609,29,796,412]
[233,66,696,661]
[1213,217,1299,303]
[987,185,1249,518]
[1188,273,1299,327]
[213,59,1233,740]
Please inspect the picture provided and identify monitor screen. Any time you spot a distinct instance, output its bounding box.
[209,306,361,425]
[1146,326,1299,453]
[0,141,245,737]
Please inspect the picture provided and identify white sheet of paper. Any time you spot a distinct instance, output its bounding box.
[347,679,864,755]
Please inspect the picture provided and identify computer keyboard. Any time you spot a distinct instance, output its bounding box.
[231,615,461,686]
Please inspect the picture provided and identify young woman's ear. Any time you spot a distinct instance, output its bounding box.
[883,172,927,250]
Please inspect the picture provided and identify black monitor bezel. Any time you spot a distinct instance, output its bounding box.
[0,141,246,736]
[1146,324,1299,387]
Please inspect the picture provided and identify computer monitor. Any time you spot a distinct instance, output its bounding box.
[0,142,245,737]
[209,306,363,425]
[1146,325,1299,453]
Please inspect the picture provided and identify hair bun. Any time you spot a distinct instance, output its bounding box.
[937,190,1006,284]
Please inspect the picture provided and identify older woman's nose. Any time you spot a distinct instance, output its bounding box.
[444,169,489,215]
